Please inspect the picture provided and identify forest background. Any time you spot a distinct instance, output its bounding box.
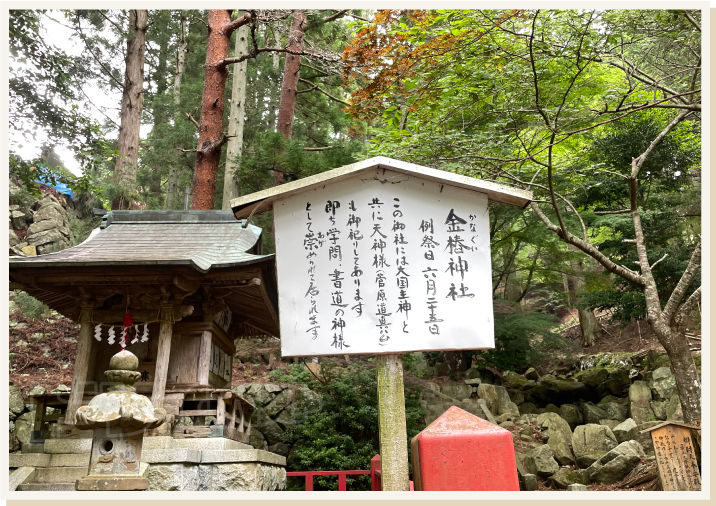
[8,8,703,488]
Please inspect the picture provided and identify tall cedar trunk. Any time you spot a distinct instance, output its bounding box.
[221,20,249,209]
[267,28,281,130]
[165,11,187,210]
[273,10,306,185]
[113,10,148,208]
[192,10,250,210]
[568,245,601,347]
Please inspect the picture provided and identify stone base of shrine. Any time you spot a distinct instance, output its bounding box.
[10,437,287,492]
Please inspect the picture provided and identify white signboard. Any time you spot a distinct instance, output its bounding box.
[274,168,495,357]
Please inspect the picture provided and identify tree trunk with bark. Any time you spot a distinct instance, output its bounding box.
[273,10,306,185]
[113,9,148,207]
[529,120,702,422]
[267,29,282,131]
[567,245,601,347]
[192,10,251,210]
[165,11,188,210]
[221,20,249,209]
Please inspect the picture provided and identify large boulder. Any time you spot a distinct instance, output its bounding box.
[249,427,267,450]
[546,467,590,489]
[245,385,274,407]
[599,419,620,430]
[581,403,608,424]
[585,440,645,484]
[577,368,609,388]
[494,386,520,417]
[524,444,559,479]
[9,228,21,247]
[525,376,595,405]
[649,367,676,401]
[537,413,575,466]
[519,402,538,415]
[9,383,24,420]
[666,394,684,421]
[442,383,472,400]
[250,408,284,446]
[572,424,618,468]
[600,402,627,423]
[500,370,532,389]
[634,421,661,454]
[263,389,293,417]
[612,418,638,444]
[507,389,524,406]
[13,411,35,446]
[524,368,540,381]
[559,404,583,430]
[477,384,499,415]
[628,381,655,425]
[650,400,667,421]
[465,368,495,384]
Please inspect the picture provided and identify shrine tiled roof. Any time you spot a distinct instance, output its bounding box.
[9,210,273,273]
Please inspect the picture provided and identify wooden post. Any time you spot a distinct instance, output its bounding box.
[151,304,173,408]
[65,304,94,425]
[216,396,226,425]
[197,330,212,384]
[376,353,409,491]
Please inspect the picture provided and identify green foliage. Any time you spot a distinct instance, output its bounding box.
[267,363,314,385]
[10,11,113,190]
[475,306,574,371]
[279,362,424,491]
[236,132,364,196]
[69,216,102,246]
[12,290,50,320]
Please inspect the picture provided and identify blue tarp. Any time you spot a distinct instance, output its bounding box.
[34,175,74,199]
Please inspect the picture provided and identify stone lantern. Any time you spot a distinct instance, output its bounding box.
[75,349,166,491]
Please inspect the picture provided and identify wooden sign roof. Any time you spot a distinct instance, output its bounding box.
[230,156,533,219]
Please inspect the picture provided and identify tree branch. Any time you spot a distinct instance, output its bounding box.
[595,209,631,215]
[75,14,124,90]
[297,77,350,106]
[684,11,701,32]
[185,112,200,130]
[632,110,690,177]
[223,12,251,34]
[650,253,668,270]
[674,286,701,332]
[663,239,701,321]
[530,202,645,287]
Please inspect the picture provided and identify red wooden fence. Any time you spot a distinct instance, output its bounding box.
[286,454,413,491]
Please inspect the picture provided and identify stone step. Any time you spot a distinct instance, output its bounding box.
[33,466,87,484]
[17,483,77,491]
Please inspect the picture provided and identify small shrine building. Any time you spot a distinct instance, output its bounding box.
[9,210,280,444]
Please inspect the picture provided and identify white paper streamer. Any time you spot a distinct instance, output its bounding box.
[94,324,102,342]
[141,324,149,342]
[120,327,127,349]
[131,325,139,344]
[107,327,116,345]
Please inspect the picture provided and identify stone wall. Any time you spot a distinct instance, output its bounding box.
[232,383,321,457]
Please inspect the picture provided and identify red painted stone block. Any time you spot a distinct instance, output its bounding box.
[411,405,519,491]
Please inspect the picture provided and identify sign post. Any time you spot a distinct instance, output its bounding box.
[376,354,410,490]
[230,157,532,491]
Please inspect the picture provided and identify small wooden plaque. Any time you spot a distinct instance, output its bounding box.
[648,423,701,491]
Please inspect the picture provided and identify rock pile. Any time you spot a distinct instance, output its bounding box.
[420,351,700,488]
[9,185,74,257]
